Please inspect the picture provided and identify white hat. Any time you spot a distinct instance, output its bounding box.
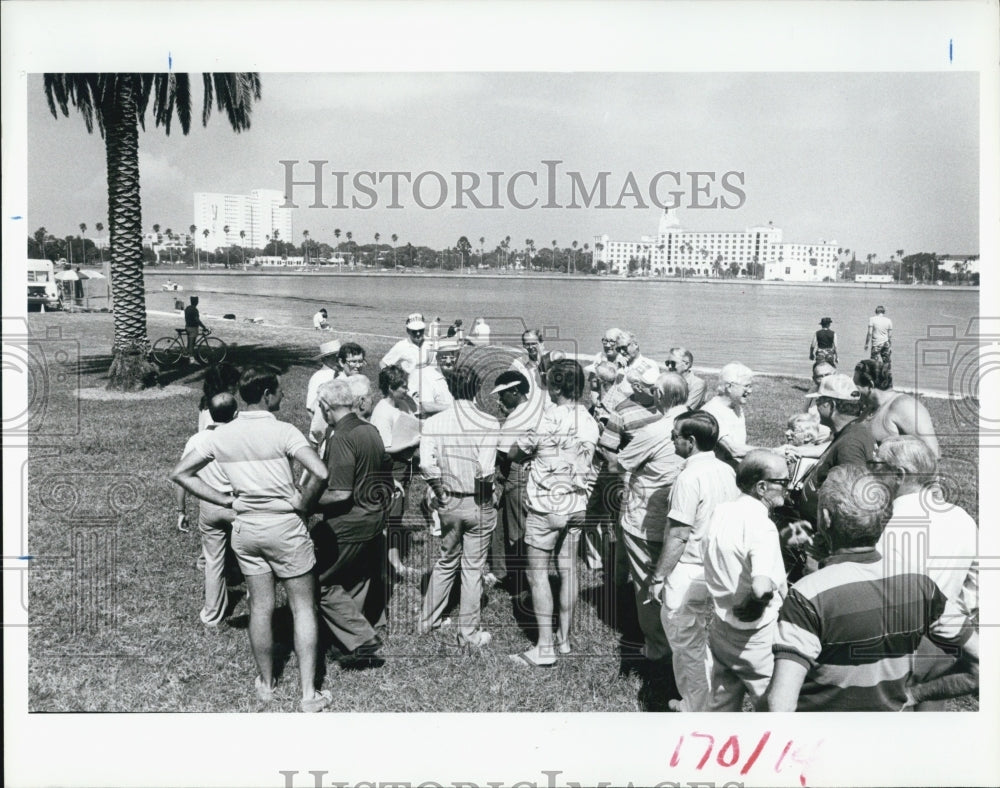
[625,357,660,387]
[436,339,461,353]
[805,373,861,401]
[313,339,341,360]
[406,312,426,330]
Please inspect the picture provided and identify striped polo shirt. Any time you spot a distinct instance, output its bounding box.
[597,392,661,454]
[773,549,972,711]
[192,410,308,516]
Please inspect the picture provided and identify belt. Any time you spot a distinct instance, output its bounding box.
[443,490,477,498]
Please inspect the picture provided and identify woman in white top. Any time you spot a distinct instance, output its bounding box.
[370,365,422,580]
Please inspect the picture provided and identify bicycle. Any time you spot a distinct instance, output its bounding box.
[151,328,228,367]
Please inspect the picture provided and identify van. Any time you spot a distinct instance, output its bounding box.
[27,258,62,311]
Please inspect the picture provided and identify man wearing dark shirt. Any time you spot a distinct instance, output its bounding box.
[796,373,875,525]
[304,374,393,660]
[184,296,208,356]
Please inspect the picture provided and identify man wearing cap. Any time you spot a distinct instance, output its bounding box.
[414,339,459,417]
[810,317,838,366]
[380,313,432,382]
[313,308,331,331]
[700,362,755,469]
[489,370,541,589]
[305,340,342,448]
[666,347,706,410]
[795,372,876,525]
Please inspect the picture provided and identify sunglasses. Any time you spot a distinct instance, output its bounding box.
[616,345,632,353]
[763,478,790,486]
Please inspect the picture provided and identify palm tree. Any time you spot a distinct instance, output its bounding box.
[34,226,49,260]
[479,236,485,267]
[239,229,246,265]
[334,228,341,254]
[302,229,309,265]
[165,228,174,264]
[79,222,88,264]
[391,233,398,267]
[44,73,261,389]
[896,248,905,283]
[151,223,161,264]
[95,221,105,263]
[551,240,557,271]
[571,240,578,274]
[202,228,210,263]
[346,231,353,263]
[374,232,381,268]
[223,225,231,267]
[272,228,281,256]
[190,224,199,267]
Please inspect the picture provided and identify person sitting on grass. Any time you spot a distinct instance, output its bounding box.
[313,308,331,331]
[171,366,332,713]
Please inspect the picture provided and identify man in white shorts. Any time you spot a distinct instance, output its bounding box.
[172,366,332,712]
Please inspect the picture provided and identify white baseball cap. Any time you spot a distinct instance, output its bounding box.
[406,312,426,330]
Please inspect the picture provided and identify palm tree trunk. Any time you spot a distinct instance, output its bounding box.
[105,77,155,390]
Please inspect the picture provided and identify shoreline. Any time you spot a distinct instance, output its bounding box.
[144,269,978,293]
[146,307,965,400]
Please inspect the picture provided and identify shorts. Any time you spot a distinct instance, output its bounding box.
[524,509,586,553]
[232,512,316,579]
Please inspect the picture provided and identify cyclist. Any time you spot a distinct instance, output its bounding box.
[184,296,209,357]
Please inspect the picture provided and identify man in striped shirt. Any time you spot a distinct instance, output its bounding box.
[766,464,979,712]
[172,367,332,712]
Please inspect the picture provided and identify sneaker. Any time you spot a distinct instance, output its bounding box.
[300,689,332,713]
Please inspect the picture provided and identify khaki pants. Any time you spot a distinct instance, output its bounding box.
[661,562,713,712]
[199,501,235,625]
[706,615,775,711]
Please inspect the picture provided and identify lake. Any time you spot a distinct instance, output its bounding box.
[145,271,980,394]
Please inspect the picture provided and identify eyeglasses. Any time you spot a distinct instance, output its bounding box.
[616,345,632,353]
[763,478,790,486]
[665,360,678,368]
[601,338,617,345]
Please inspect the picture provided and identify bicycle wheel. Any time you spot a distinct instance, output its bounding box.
[151,337,185,367]
[196,336,228,365]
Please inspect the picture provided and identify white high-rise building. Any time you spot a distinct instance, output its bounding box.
[596,209,841,282]
[193,189,292,252]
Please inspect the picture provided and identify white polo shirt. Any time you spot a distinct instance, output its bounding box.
[702,494,787,629]
[667,451,739,564]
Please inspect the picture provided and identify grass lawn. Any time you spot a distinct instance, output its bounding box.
[25,310,979,712]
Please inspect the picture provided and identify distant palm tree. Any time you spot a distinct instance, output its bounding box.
[896,248,905,282]
[374,232,381,268]
[165,228,174,263]
[79,222,88,263]
[44,72,261,389]
[190,224,198,267]
[302,229,309,265]
[571,240,578,274]
[479,236,485,267]
[391,233,398,267]
[334,228,341,252]
[273,228,280,256]
[151,223,161,264]
[239,229,246,264]
[95,221,105,263]
[223,224,231,267]
[202,228,210,263]
[551,240,557,271]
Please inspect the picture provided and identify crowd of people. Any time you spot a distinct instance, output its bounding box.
[170,306,979,713]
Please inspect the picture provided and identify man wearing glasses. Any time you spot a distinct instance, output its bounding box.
[590,327,627,372]
[795,373,876,525]
[611,331,649,397]
[701,450,791,711]
[666,347,706,410]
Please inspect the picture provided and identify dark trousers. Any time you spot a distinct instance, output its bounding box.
[311,526,387,653]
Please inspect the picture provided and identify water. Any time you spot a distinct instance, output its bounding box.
[145,272,980,394]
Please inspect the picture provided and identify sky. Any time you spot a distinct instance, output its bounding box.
[26,71,979,259]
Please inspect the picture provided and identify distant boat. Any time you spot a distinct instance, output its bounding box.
[162,281,184,291]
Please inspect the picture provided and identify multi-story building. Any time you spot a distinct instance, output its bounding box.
[595,210,841,282]
[192,189,292,252]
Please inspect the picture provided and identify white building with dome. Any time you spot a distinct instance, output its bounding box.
[595,210,842,281]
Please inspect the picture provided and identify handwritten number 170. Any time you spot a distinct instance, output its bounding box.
[670,731,793,776]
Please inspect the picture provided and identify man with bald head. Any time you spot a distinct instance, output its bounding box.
[702,450,790,711]
[175,391,240,627]
[700,362,756,469]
